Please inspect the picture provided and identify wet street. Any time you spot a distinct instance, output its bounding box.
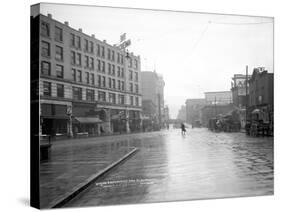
[65,128,273,207]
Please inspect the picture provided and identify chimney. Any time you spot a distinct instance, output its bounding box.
[103,40,107,43]
[64,21,69,26]
[91,34,95,38]
[47,13,52,19]
[79,28,83,32]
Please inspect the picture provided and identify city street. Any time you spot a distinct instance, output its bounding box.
[64,128,273,207]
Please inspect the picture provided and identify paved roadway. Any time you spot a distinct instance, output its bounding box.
[65,128,273,207]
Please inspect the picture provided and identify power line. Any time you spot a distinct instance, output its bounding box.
[210,21,273,25]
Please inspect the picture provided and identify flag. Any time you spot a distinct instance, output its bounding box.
[120,33,126,42]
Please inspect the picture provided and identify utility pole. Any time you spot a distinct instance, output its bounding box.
[245,65,248,121]
[215,96,217,118]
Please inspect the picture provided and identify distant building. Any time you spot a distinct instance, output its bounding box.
[176,105,186,122]
[205,91,232,105]
[248,67,273,123]
[231,74,251,108]
[163,105,170,123]
[185,99,206,125]
[141,71,165,129]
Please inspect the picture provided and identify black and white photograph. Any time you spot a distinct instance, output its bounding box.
[30,2,274,209]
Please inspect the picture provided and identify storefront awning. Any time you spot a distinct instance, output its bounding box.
[75,117,103,124]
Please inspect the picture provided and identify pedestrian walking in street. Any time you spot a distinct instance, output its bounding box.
[181,123,186,135]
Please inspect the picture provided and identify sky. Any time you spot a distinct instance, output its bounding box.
[35,3,273,119]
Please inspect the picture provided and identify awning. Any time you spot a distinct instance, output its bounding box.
[75,117,103,124]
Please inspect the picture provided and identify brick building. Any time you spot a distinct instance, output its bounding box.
[31,13,142,137]
[248,67,273,123]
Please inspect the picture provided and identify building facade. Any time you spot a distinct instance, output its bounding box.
[185,98,206,125]
[31,14,142,137]
[205,91,233,105]
[248,67,273,123]
[141,71,165,130]
[231,74,250,108]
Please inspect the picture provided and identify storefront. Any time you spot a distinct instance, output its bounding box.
[71,102,105,136]
[40,103,68,136]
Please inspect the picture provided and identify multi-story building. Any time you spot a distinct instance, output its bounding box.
[185,98,206,125]
[248,67,273,123]
[141,71,165,129]
[31,13,142,137]
[204,91,233,105]
[231,74,251,108]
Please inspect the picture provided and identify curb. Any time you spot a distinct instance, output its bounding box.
[49,147,139,208]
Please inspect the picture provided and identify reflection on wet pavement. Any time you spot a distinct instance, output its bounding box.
[65,128,273,207]
[40,137,134,208]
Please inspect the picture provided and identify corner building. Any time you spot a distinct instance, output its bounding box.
[31,14,142,137]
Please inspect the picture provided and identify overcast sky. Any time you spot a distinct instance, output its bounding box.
[36,3,273,119]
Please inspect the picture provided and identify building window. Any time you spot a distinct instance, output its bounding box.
[135,84,139,93]
[77,70,82,82]
[119,94,125,104]
[108,63,111,74]
[90,57,94,69]
[84,39,89,52]
[76,36,81,49]
[41,21,50,37]
[118,80,121,90]
[117,53,120,63]
[91,73,95,85]
[98,91,106,102]
[111,50,115,61]
[55,26,63,42]
[101,46,105,58]
[109,93,116,104]
[85,56,89,68]
[134,59,138,69]
[76,53,81,66]
[56,64,64,78]
[121,55,124,64]
[130,83,133,92]
[129,58,132,67]
[108,77,112,88]
[135,72,138,82]
[102,76,106,87]
[102,61,105,72]
[129,70,133,80]
[71,51,75,64]
[72,68,76,81]
[121,81,125,91]
[70,33,75,46]
[112,65,115,76]
[97,60,101,71]
[107,48,111,60]
[41,61,50,76]
[73,87,82,100]
[55,46,63,61]
[135,97,139,106]
[86,89,95,102]
[90,41,94,53]
[117,67,121,77]
[41,41,50,57]
[97,44,100,57]
[121,68,124,78]
[112,79,116,89]
[86,72,90,84]
[130,96,134,105]
[98,75,101,87]
[43,81,51,96]
[57,84,64,98]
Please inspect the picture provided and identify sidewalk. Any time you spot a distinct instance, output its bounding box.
[39,135,138,208]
